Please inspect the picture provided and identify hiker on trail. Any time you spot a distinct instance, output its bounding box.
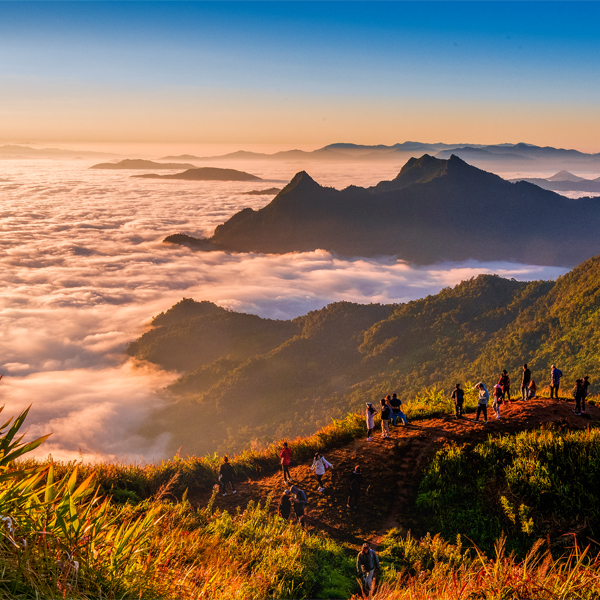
[473,382,489,424]
[521,364,531,401]
[550,364,563,399]
[289,485,308,528]
[347,465,362,509]
[582,376,590,414]
[492,384,503,419]
[498,370,511,402]
[380,398,392,439]
[278,489,292,520]
[365,403,376,441]
[389,393,408,426]
[218,456,236,496]
[279,442,293,484]
[573,379,584,416]
[356,542,380,599]
[310,452,333,492]
[528,380,537,400]
[451,383,465,419]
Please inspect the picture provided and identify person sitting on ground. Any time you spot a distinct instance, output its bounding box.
[528,379,537,399]
[218,456,236,496]
[310,452,333,492]
[278,489,292,520]
[492,384,503,419]
[550,364,563,399]
[347,465,362,509]
[279,441,293,484]
[521,364,531,401]
[451,383,464,419]
[365,403,376,441]
[473,382,489,424]
[289,484,308,528]
[498,370,511,402]
[356,542,380,599]
[582,375,590,414]
[380,398,392,439]
[389,393,408,426]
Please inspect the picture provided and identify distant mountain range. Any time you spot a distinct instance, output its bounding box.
[164,154,600,267]
[0,144,118,159]
[132,167,262,181]
[510,170,600,193]
[90,159,197,170]
[130,254,600,456]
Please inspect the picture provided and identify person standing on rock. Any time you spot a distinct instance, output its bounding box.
[218,456,236,496]
[521,364,531,401]
[289,484,308,528]
[473,382,489,424]
[389,393,408,426]
[365,403,376,441]
[278,489,292,521]
[356,542,380,599]
[451,383,465,418]
[499,370,511,402]
[347,465,362,509]
[550,364,563,399]
[310,452,333,492]
[279,442,293,484]
[380,398,392,439]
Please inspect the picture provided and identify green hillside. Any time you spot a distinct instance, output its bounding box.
[129,256,600,457]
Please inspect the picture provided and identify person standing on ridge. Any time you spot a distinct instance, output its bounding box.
[356,542,380,599]
[451,383,464,419]
[499,370,511,402]
[492,384,503,419]
[573,379,584,416]
[473,382,489,423]
[380,398,392,439]
[365,403,376,441]
[389,393,408,426]
[521,364,531,401]
[218,456,236,496]
[347,465,362,509]
[279,442,293,484]
[310,452,333,492]
[289,484,308,528]
[550,364,563,399]
[528,379,537,399]
[582,375,590,414]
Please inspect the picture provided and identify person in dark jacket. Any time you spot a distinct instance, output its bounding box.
[451,383,464,418]
[499,370,511,402]
[347,465,362,509]
[582,375,590,414]
[356,542,380,598]
[389,393,408,426]
[218,456,236,496]
[278,489,292,520]
[289,485,308,528]
[550,364,563,399]
[521,364,531,401]
[380,398,391,439]
[573,379,584,416]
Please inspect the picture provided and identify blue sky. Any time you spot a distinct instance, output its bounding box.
[1,2,599,148]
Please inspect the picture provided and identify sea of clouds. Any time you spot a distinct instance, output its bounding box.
[0,158,567,462]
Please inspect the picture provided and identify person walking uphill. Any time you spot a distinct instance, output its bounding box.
[451,383,464,418]
[218,456,236,496]
[521,364,531,401]
[347,465,362,509]
[278,489,292,520]
[365,403,376,441]
[473,382,489,424]
[289,485,308,528]
[279,442,293,484]
[310,452,333,492]
[357,542,380,599]
[550,364,563,399]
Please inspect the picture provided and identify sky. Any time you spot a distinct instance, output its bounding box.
[1,1,600,150]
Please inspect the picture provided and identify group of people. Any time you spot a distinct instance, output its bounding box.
[365,393,409,440]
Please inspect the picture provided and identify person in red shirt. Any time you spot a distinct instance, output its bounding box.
[278,441,293,484]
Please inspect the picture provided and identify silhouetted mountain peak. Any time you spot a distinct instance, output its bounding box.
[275,171,322,197]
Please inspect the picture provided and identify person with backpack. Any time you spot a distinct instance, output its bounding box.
[310,452,333,492]
[572,379,584,416]
[278,489,292,520]
[365,403,376,441]
[582,376,590,414]
[492,384,503,419]
[289,484,308,528]
[473,382,489,424]
[498,370,511,402]
[389,393,408,426]
[521,364,531,401]
[347,465,362,509]
[218,456,236,496]
[356,542,380,599]
[380,398,392,439]
[550,364,563,399]
[279,442,293,484]
[451,383,465,418]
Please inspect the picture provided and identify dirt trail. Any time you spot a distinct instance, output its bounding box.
[193,398,600,549]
